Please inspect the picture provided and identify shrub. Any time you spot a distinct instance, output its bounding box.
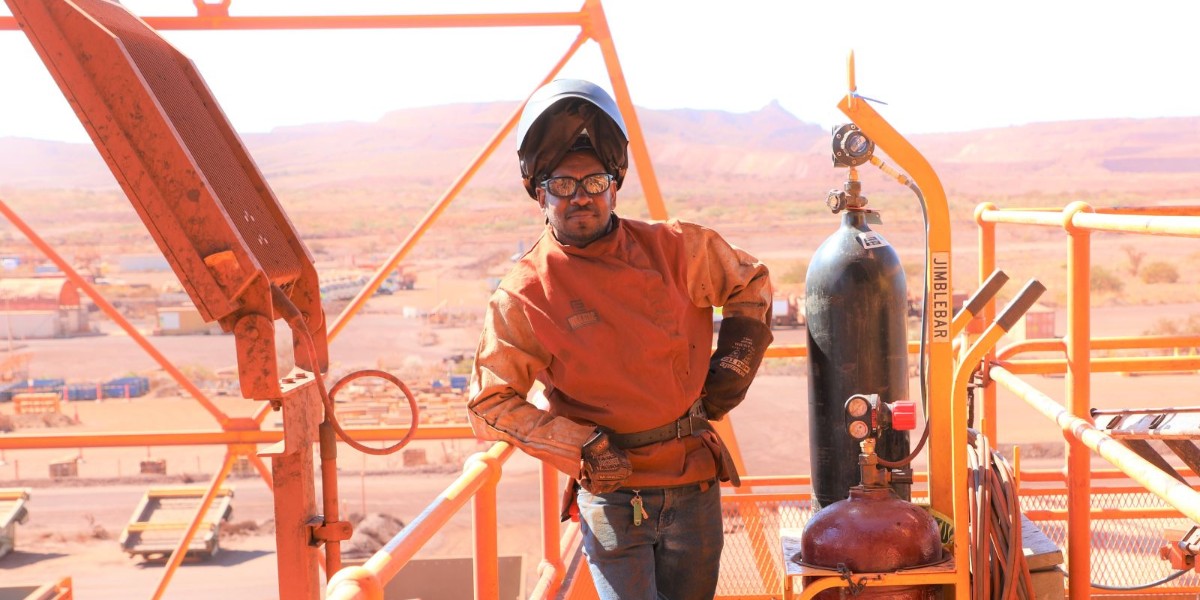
[1144,314,1200,336]
[1140,261,1179,284]
[773,259,809,285]
[1090,266,1123,294]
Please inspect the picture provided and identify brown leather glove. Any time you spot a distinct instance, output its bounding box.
[579,430,632,494]
[703,316,773,420]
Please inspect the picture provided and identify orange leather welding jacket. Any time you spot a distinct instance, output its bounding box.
[468,216,771,488]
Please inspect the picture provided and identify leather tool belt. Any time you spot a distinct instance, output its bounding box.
[606,399,740,487]
[607,399,712,448]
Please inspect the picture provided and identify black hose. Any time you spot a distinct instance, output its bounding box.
[967,428,1034,599]
[873,175,930,470]
[1081,568,1191,591]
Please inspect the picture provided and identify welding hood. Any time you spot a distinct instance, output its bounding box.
[517,79,629,199]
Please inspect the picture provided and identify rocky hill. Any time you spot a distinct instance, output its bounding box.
[2,102,1196,208]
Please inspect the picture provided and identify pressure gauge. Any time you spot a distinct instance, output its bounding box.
[844,393,873,441]
[831,123,875,167]
[846,394,871,419]
[847,420,871,440]
[844,394,878,440]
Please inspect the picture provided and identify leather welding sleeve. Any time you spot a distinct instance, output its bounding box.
[467,289,597,477]
[703,316,773,420]
[681,222,774,420]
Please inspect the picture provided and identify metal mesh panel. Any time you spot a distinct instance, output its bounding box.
[1021,490,1200,593]
[718,498,814,598]
[74,0,302,284]
[717,489,1198,598]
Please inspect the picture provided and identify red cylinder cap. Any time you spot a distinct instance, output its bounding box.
[891,401,918,431]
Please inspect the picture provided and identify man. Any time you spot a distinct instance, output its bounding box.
[467,79,773,599]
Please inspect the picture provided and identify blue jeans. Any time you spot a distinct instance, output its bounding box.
[577,481,723,600]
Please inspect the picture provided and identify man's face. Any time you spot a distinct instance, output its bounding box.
[536,151,617,248]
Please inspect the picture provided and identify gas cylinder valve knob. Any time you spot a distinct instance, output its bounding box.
[888,467,915,485]
[826,189,847,214]
[890,401,918,431]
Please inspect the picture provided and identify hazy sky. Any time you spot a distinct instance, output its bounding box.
[2,0,1198,143]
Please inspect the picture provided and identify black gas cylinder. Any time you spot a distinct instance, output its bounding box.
[805,210,911,508]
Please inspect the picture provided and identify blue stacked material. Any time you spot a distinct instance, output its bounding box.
[0,382,18,402]
[64,384,101,401]
[0,378,66,401]
[449,375,469,391]
[101,376,150,399]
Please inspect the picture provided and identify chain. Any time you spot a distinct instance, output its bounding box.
[836,563,869,596]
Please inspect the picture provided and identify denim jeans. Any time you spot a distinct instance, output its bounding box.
[577,481,723,600]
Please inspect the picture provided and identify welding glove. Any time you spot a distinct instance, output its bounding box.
[702,316,773,421]
[579,430,632,494]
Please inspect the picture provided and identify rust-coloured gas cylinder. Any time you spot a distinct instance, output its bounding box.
[800,485,942,599]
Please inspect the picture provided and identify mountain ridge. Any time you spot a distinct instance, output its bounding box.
[1,103,1196,206]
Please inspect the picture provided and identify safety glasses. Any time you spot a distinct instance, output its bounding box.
[539,173,615,198]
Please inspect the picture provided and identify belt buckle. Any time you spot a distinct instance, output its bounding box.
[675,416,693,439]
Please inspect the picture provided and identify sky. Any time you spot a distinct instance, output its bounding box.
[2,0,1199,144]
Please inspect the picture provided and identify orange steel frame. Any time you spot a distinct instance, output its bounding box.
[313,97,1200,600]
[975,203,1200,599]
[6,4,1195,599]
[0,1,664,598]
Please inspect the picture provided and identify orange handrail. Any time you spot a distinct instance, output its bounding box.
[976,201,1200,600]
[990,365,1200,524]
[533,461,568,596]
[0,425,474,451]
[980,207,1200,237]
[999,355,1200,375]
[325,442,516,600]
[998,334,1200,361]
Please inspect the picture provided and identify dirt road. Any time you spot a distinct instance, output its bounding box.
[2,290,1197,597]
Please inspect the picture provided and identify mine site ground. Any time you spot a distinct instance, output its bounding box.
[2,219,1199,598]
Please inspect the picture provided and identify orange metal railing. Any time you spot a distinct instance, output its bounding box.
[6,4,1199,598]
[325,442,516,600]
[0,1,661,597]
[975,202,1200,599]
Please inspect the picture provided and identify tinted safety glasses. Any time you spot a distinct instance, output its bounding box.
[539,173,615,198]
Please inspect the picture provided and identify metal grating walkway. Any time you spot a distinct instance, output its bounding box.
[715,489,1199,598]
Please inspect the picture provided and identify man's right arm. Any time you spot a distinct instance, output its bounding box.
[467,289,597,477]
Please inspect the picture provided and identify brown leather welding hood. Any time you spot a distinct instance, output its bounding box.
[517,79,629,199]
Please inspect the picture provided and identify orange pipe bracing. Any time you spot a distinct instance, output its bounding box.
[324,31,591,343]
[0,197,232,429]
